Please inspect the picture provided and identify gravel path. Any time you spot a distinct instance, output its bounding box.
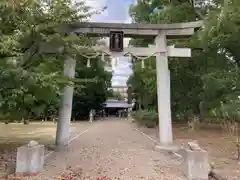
[32,119,186,180]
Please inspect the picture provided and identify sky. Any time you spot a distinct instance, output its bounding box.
[85,0,135,86]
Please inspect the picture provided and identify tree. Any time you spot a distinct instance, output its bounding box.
[72,56,112,119]
[127,57,157,110]
[0,0,104,123]
[0,0,66,121]
[197,0,240,119]
[128,0,240,122]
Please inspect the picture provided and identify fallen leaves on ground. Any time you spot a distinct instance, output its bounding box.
[55,166,111,180]
[0,150,16,177]
[1,165,111,180]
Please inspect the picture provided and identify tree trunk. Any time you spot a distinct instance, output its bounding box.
[23,118,29,125]
[236,143,240,160]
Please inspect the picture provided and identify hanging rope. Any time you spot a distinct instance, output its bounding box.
[81,52,100,59]
[127,53,132,58]
[124,52,162,60]
[127,53,133,64]
[79,51,162,61]
[78,50,162,69]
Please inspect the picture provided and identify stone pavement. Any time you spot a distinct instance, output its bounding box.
[33,119,186,180]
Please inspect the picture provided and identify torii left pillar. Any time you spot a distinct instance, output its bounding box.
[56,55,76,149]
[155,33,173,147]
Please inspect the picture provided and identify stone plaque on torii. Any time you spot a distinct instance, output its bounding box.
[56,21,202,148]
[109,31,124,52]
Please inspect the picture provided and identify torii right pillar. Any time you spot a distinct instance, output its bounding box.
[155,32,173,147]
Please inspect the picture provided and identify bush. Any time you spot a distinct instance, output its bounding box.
[211,100,240,122]
[133,110,158,128]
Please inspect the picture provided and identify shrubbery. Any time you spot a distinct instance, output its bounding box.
[211,100,240,123]
[132,110,158,128]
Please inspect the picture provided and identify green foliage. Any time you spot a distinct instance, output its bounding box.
[112,91,124,100]
[211,100,240,123]
[107,89,115,98]
[127,57,157,110]
[72,56,112,120]
[133,110,158,128]
[0,0,110,121]
[128,0,240,122]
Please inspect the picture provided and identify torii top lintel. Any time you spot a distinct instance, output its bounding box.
[66,21,203,39]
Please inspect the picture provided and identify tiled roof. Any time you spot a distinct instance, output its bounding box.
[104,99,132,108]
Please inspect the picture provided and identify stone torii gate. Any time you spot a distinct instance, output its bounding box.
[56,21,202,148]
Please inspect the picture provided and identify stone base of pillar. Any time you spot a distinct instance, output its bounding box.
[155,144,180,154]
[55,144,69,152]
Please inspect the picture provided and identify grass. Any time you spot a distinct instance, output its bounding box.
[0,121,90,177]
[0,122,90,150]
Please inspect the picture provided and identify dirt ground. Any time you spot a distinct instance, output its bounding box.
[1,119,240,179]
[136,122,240,179]
[29,119,185,180]
[0,121,90,178]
